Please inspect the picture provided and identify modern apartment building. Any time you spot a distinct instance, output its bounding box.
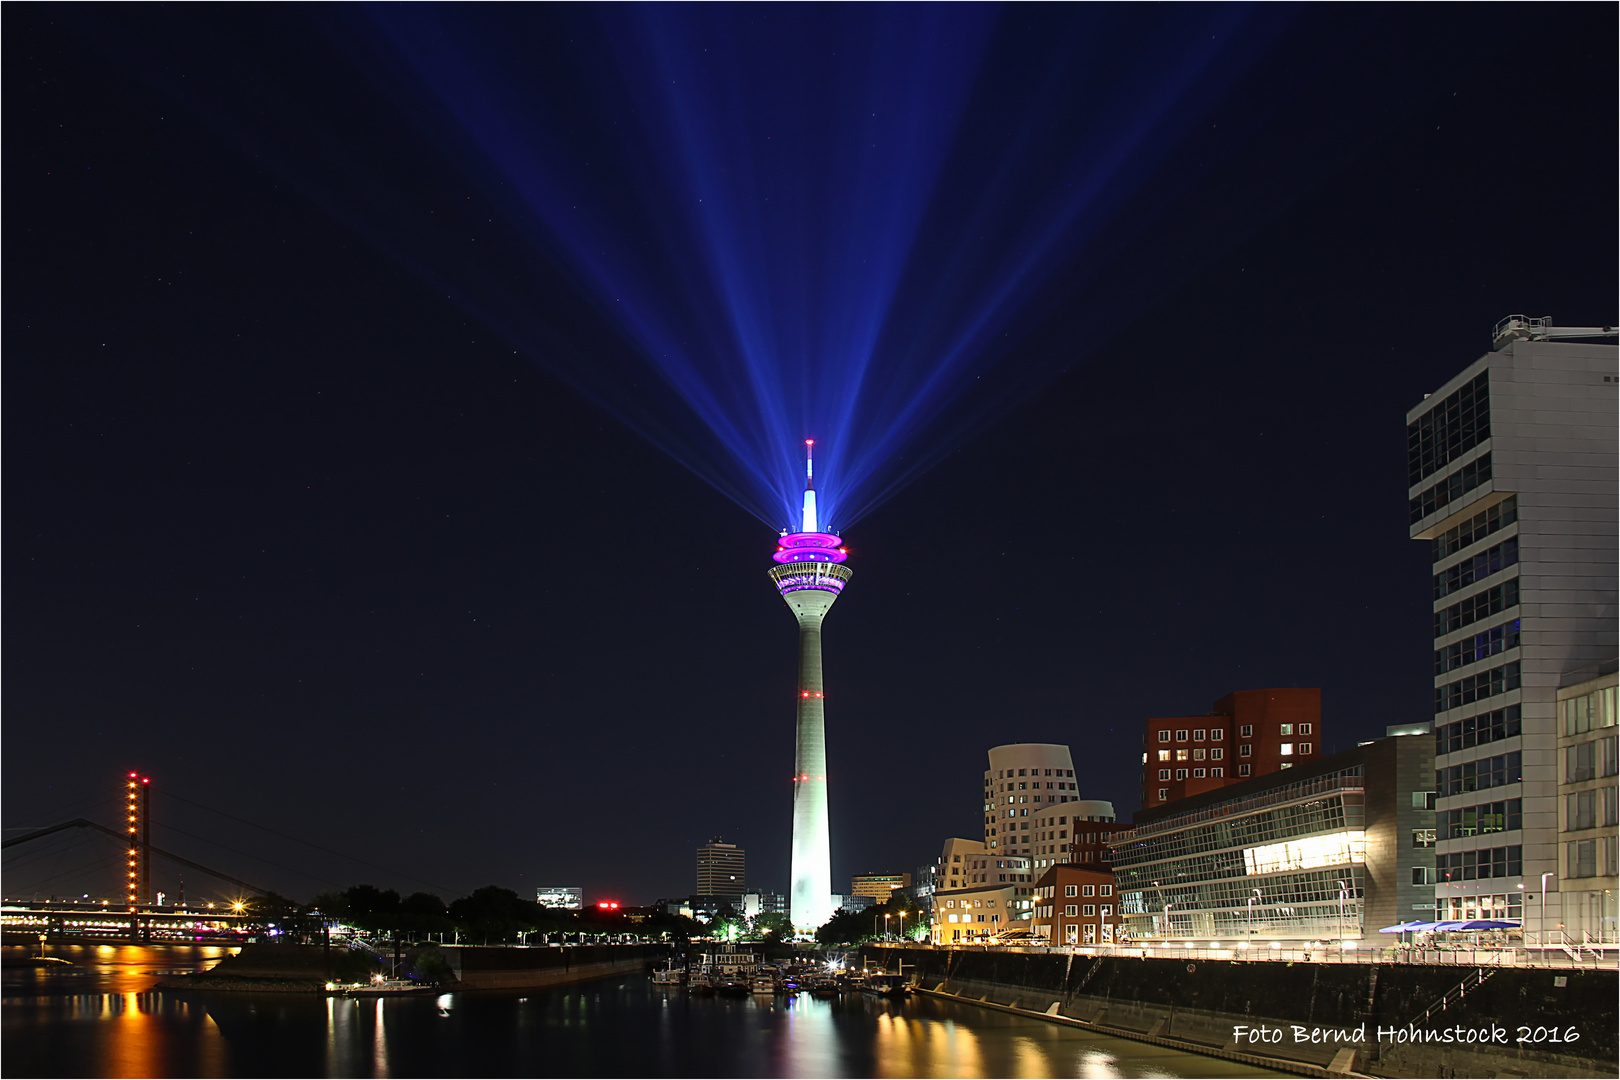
[1409,322,1617,946]
[1555,667,1617,945]
[984,743,1081,855]
[1113,734,1434,943]
[696,836,747,899]
[1140,689,1323,810]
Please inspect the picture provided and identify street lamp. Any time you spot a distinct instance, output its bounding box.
[1541,872,1555,950]
[882,913,892,940]
[1337,880,1349,936]
[1163,902,1173,941]
[898,910,907,940]
[1248,889,1262,935]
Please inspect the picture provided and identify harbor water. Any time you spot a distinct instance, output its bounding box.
[3,945,1286,1078]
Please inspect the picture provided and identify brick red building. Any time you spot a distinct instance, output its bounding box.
[1140,689,1322,810]
[1031,864,1120,946]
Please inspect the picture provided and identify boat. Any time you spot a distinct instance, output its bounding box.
[750,974,776,994]
[651,962,685,987]
[344,978,437,997]
[863,973,910,998]
[687,969,716,995]
[715,977,750,997]
[807,976,840,998]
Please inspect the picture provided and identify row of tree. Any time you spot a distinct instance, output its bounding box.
[242,885,929,945]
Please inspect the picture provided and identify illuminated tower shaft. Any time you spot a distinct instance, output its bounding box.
[769,441,851,934]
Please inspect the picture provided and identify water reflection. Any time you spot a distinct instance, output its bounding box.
[5,949,1284,1078]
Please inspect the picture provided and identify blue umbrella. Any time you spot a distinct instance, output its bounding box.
[1377,921,1431,933]
[1455,919,1518,930]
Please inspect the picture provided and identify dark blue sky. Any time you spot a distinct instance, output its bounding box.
[4,4,1614,908]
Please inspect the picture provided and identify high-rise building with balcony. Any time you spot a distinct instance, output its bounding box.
[1410,318,1617,942]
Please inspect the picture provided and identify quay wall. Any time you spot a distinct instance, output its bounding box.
[862,946,1615,1079]
[441,943,666,991]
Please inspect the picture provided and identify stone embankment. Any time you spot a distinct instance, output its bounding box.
[158,942,665,993]
[863,945,1616,1079]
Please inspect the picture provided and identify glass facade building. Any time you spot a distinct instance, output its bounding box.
[1113,735,1433,942]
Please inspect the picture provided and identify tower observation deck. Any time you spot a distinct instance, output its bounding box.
[769,441,851,934]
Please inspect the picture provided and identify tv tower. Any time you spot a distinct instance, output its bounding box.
[768,440,851,934]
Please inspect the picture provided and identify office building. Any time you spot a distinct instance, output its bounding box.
[1032,864,1120,946]
[850,872,911,899]
[1410,319,1617,943]
[1553,667,1616,944]
[1141,689,1323,810]
[984,743,1081,856]
[769,441,852,932]
[1113,733,1434,943]
[534,887,583,910]
[696,837,746,899]
[930,837,1035,944]
[741,891,788,919]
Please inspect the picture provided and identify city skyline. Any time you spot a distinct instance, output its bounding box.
[4,5,1615,907]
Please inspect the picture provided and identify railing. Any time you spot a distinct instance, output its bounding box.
[1000,942,1618,969]
[1118,773,1365,841]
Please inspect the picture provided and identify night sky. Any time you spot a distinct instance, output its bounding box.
[5,5,1614,909]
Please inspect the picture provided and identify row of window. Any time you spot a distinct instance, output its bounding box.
[1566,788,1618,831]
[1437,751,1521,797]
[1155,727,1227,742]
[1410,452,1492,525]
[1435,704,1521,757]
[1434,579,1518,639]
[993,768,1074,779]
[1408,371,1490,487]
[1156,747,1226,761]
[1435,661,1520,715]
[1563,685,1617,736]
[1436,844,1522,881]
[1156,767,1228,781]
[1433,537,1517,600]
[1434,619,1520,676]
[1056,904,1113,918]
[1432,495,1517,562]
[1565,736,1619,783]
[996,781,1077,792]
[1438,798,1521,841]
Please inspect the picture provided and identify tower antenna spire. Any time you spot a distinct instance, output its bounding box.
[800,439,818,533]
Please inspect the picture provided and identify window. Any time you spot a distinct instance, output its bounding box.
[1412,867,1433,886]
[1157,788,1168,801]
[1158,731,1170,743]
[1238,765,1251,777]
[1082,884,1095,897]
[1435,618,1522,676]
[1299,743,1312,755]
[1239,725,1253,738]
[1240,744,1252,757]
[1212,767,1224,777]
[1434,535,1517,600]
[1193,768,1206,778]
[1175,769,1188,780]
[1064,885,1077,897]
[1082,904,1096,917]
[1100,885,1112,897]
[1158,750,1170,761]
[1193,729,1206,741]
[1300,723,1313,735]
[1100,905,1112,917]
[1410,452,1493,524]
[1175,749,1189,761]
[1279,724,1293,736]
[1280,743,1294,756]
[1212,728,1224,740]
[1408,371,1490,485]
[1211,748,1224,760]
[1413,829,1436,847]
[1176,729,1188,742]
[1064,905,1078,917]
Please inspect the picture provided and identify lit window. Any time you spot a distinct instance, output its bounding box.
[1193,748,1206,760]
[1279,724,1293,736]
[1280,743,1294,756]
[1158,750,1171,761]
[1175,749,1189,761]
[1280,762,1292,769]
[1158,788,1168,800]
